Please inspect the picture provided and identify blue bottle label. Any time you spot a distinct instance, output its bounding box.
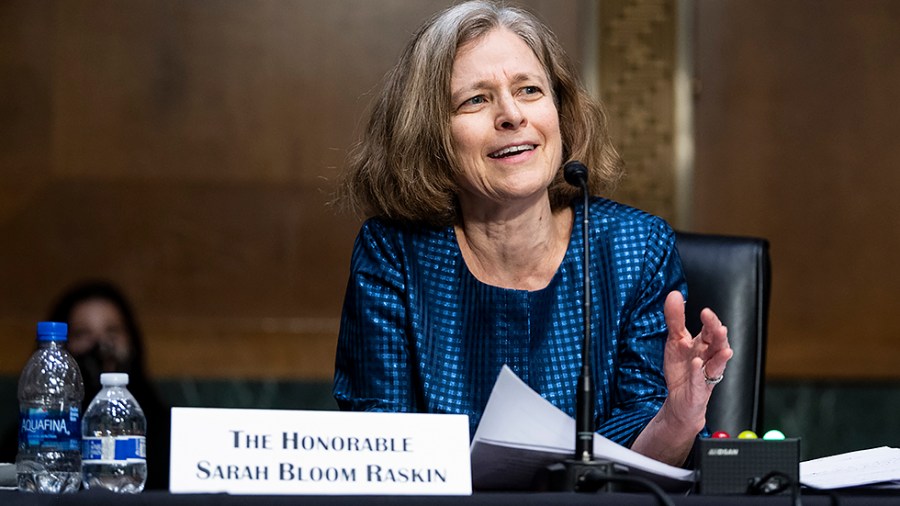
[19,407,81,451]
[82,436,146,463]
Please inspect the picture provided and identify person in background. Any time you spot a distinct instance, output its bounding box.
[333,0,731,467]
[47,280,170,490]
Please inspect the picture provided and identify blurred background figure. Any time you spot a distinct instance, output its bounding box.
[1,281,171,490]
[48,282,147,402]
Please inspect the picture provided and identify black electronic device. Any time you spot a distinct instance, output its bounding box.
[695,437,800,495]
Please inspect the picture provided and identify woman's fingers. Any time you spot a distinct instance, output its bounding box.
[689,307,732,384]
[703,347,733,382]
[664,290,688,341]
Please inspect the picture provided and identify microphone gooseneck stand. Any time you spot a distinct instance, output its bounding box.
[541,162,674,506]
[568,160,596,466]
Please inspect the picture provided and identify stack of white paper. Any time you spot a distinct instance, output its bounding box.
[801,446,900,490]
[469,365,695,491]
[470,366,900,492]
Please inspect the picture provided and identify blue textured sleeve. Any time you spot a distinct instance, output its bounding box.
[332,220,417,412]
[597,217,687,446]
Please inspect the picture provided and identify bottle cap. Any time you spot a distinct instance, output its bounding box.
[36,321,68,341]
[100,372,130,387]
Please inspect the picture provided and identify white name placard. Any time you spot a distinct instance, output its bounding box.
[169,407,472,495]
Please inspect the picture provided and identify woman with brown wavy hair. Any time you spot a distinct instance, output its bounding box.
[333,0,730,467]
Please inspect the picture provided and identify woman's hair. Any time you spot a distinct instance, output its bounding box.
[337,0,622,227]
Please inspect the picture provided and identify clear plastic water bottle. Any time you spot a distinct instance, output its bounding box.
[16,321,84,493]
[81,372,147,493]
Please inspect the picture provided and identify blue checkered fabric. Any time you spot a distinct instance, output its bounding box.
[333,197,687,447]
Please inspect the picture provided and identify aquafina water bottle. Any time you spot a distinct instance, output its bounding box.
[16,321,84,493]
[81,372,147,493]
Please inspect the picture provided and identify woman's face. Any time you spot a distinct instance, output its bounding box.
[67,298,132,371]
[449,28,562,214]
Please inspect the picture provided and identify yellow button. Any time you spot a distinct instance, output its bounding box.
[737,430,758,439]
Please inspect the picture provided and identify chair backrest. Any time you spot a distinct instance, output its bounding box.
[674,231,771,437]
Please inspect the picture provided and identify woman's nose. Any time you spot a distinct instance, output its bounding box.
[495,95,526,130]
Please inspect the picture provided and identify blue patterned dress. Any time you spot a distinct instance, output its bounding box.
[333,197,687,447]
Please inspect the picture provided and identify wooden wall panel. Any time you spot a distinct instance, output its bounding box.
[692,0,900,378]
[0,0,589,379]
[0,0,54,237]
[598,0,677,222]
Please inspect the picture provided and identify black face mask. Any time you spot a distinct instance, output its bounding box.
[77,343,104,405]
[76,341,134,405]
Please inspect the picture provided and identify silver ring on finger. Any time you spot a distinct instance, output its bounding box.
[702,364,724,385]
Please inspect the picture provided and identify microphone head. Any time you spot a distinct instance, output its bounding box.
[563,161,588,187]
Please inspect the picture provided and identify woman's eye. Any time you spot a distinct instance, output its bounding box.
[464,95,486,106]
[521,86,542,96]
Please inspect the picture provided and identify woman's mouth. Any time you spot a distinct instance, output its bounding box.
[488,144,536,159]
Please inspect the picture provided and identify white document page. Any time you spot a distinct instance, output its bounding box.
[470,365,695,491]
[801,446,900,489]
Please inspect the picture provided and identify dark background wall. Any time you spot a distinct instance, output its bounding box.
[690,0,900,457]
[2,0,899,460]
[0,0,588,381]
[692,0,900,381]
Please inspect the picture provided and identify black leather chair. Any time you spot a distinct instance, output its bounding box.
[674,231,771,437]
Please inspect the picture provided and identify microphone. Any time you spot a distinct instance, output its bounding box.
[537,162,669,503]
[563,161,594,463]
[539,161,624,493]
[563,160,589,188]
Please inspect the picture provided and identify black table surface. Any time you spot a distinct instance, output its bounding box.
[2,489,898,506]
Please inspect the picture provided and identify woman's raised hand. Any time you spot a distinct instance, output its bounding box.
[662,290,733,431]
